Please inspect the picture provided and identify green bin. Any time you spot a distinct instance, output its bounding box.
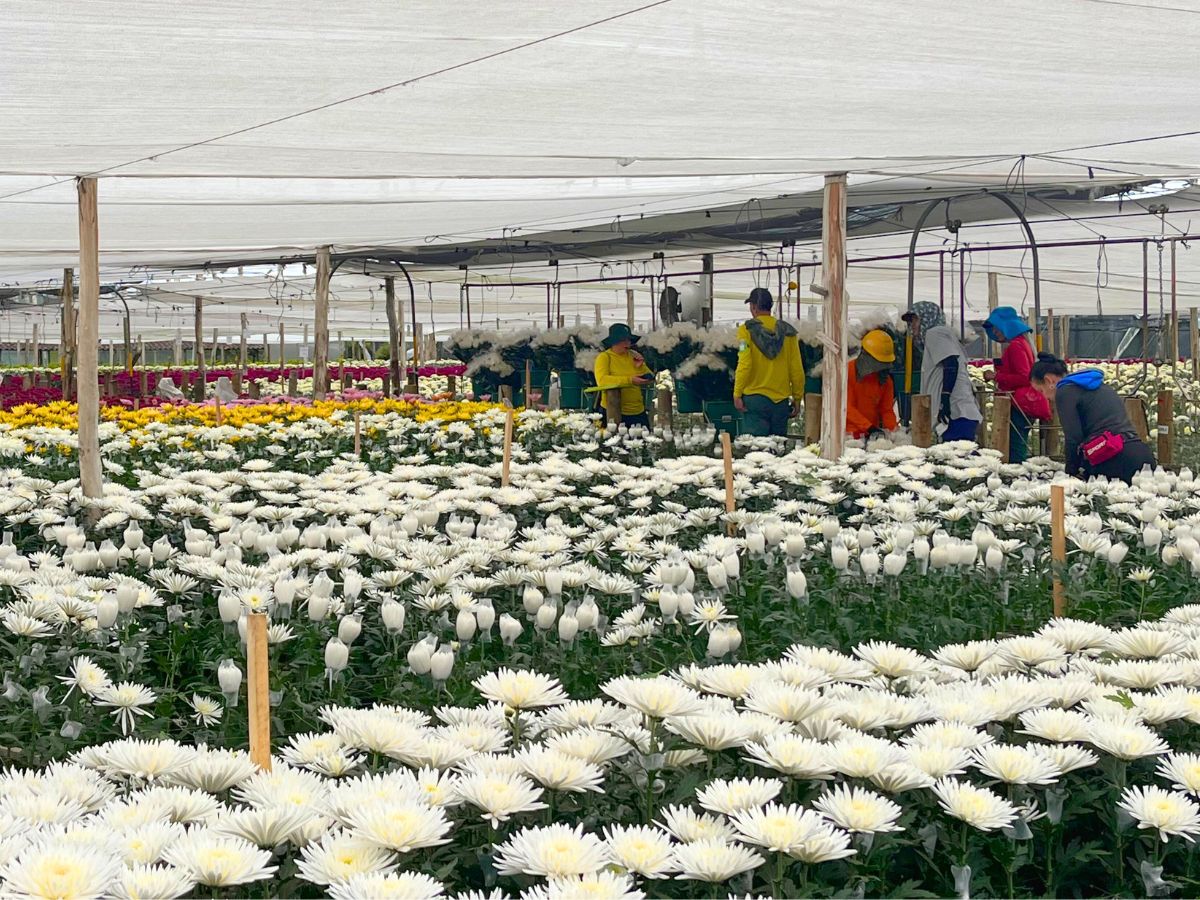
[557,371,588,409]
[703,400,742,436]
[674,378,703,414]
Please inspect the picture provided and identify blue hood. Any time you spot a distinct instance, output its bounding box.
[983,306,1032,340]
[1058,369,1104,391]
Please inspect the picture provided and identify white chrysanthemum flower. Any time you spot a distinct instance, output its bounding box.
[601,676,705,719]
[1157,753,1200,795]
[212,804,317,848]
[58,655,112,699]
[295,830,399,885]
[1086,720,1171,760]
[453,772,547,828]
[664,714,752,751]
[931,778,1018,831]
[1030,743,1099,775]
[1119,785,1200,842]
[670,838,764,882]
[93,682,158,735]
[905,744,971,779]
[742,733,835,780]
[523,872,643,900]
[1107,627,1189,660]
[869,763,935,794]
[656,805,737,844]
[901,722,994,751]
[829,733,906,779]
[161,829,277,887]
[812,784,903,834]
[345,802,453,853]
[0,838,123,899]
[853,640,934,679]
[117,820,185,865]
[742,681,828,723]
[932,641,998,672]
[603,824,677,878]
[545,728,633,766]
[327,871,446,900]
[972,744,1061,785]
[493,823,611,878]
[695,777,782,816]
[108,863,195,900]
[473,668,568,710]
[1017,708,1093,743]
[516,747,605,794]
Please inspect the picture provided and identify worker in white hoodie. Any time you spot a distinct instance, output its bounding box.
[902,302,982,442]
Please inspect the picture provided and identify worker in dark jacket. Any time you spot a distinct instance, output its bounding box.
[1030,353,1155,483]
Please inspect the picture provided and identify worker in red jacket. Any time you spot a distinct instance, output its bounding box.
[982,306,1051,463]
[846,329,899,440]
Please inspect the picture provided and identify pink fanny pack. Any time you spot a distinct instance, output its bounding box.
[1081,431,1125,466]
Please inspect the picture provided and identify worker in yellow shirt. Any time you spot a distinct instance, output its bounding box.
[594,323,654,427]
[732,288,805,437]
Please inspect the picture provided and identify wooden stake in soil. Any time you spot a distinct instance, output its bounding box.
[804,392,822,444]
[1158,390,1174,468]
[1191,308,1198,381]
[74,181,101,503]
[1051,484,1066,618]
[604,389,623,427]
[501,406,515,488]
[1125,397,1150,443]
[353,409,362,456]
[194,297,205,401]
[656,388,673,431]
[721,431,736,536]
[215,396,223,426]
[911,394,933,448]
[524,360,533,408]
[991,395,1012,460]
[246,613,272,771]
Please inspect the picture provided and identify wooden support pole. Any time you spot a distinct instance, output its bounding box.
[1045,308,1055,356]
[413,323,423,367]
[991,395,1012,460]
[911,394,933,448]
[239,313,248,375]
[986,272,999,360]
[1190,308,1198,380]
[593,303,601,326]
[975,389,990,446]
[804,392,823,444]
[30,323,39,370]
[819,174,848,459]
[498,384,512,406]
[604,389,623,427]
[60,268,74,400]
[174,329,183,367]
[245,613,272,771]
[211,327,219,367]
[215,396,223,426]
[1158,389,1174,468]
[721,431,736,535]
[287,370,298,397]
[193,296,206,401]
[353,409,361,455]
[447,375,457,397]
[385,277,401,398]
[1051,484,1066,618]
[501,406,514,487]
[1044,411,1061,460]
[1060,316,1070,363]
[1125,397,1149,442]
[656,388,673,432]
[313,246,331,400]
[75,180,102,503]
[524,360,533,408]
[626,288,635,328]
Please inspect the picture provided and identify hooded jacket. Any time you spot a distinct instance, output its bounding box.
[922,324,982,425]
[1055,369,1141,475]
[846,358,898,438]
[733,315,805,404]
[983,307,1050,421]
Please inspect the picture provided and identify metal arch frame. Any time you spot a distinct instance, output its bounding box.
[905,190,1042,343]
[330,255,418,360]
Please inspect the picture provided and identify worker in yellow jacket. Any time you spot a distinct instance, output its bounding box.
[733,288,805,437]
[594,323,654,427]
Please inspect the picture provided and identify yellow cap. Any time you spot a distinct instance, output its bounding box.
[861,329,896,363]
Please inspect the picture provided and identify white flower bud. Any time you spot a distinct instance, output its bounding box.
[122,522,144,550]
[381,599,406,633]
[746,531,765,555]
[456,609,477,641]
[337,615,362,645]
[523,586,544,616]
[535,603,557,631]
[475,602,496,632]
[706,627,730,657]
[676,590,696,618]
[218,660,242,694]
[307,594,330,622]
[1163,545,1181,566]
[576,599,599,630]
[218,593,241,624]
[706,561,728,590]
[1108,543,1129,566]
[343,571,363,601]
[115,581,138,613]
[722,554,740,580]
[311,572,334,598]
[430,647,454,682]
[859,550,880,577]
[558,614,579,643]
[786,569,807,599]
[499,614,523,645]
[324,638,349,672]
[98,541,119,569]
[658,586,679,619]
[407,639,433,675]
[912,538,930,561]
[152,536,172,562]
[930,546,949,569]
[96,595,119,629]
[544,570,564,597]
[893,527,914,550]
[1143,525,1163,548]
[830,545,850,571]
[785,535,806,557]
[985,546,1004,571]
[883,551,907,577]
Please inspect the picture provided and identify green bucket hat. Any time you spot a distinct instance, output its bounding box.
[601,323,639,349]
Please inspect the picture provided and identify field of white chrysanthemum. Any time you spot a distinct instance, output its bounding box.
[6,405,1200,897]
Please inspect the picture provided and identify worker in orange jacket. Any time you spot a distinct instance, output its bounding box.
[847,329,899,440]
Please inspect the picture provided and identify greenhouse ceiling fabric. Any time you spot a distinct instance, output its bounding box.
[1,0,1200,278]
